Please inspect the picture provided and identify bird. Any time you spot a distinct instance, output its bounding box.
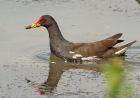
[25,15,136,63]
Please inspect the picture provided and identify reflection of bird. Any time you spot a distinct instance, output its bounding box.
[25,78,46,95]
[26,15,136,63]
[25,54,102,95]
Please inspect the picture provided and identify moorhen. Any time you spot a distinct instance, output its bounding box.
[25,15,136,63]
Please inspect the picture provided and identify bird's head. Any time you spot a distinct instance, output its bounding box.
[25,15,54,29]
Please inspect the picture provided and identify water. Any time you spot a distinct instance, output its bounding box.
[0,0,140,98]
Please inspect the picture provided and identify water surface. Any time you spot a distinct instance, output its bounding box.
[0,0,140,98]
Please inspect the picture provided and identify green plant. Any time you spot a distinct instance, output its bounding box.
[102,57,133,98]
[136,0,140,5]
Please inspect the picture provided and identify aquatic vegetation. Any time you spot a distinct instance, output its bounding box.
[136,0,140,5]
[102,57,133,98]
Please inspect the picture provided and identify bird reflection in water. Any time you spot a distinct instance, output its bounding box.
[26,54,125,95]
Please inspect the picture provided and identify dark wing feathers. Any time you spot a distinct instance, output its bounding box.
[68,33,136,58]
[106,33,122,40]
[95,33,123,50]
[116,40,124,44]
[70,33,123,56]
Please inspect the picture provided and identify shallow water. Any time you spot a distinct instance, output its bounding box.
[0,0,140,98]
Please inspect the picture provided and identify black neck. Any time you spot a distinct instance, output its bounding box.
[47,22,66,43]
[46,20,70,54]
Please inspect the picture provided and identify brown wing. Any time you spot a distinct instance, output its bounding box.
[70,33,123,57]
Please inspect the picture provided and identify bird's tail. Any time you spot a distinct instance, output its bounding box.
[115,40,136,55]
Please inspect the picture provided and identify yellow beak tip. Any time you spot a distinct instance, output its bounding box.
[25,25,32,29]
[25,24,41,29]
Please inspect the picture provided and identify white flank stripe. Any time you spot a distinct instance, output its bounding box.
[81,56,100,61]
[81,57,94,60]
[69,51,75,54]
[72,54,83,59]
